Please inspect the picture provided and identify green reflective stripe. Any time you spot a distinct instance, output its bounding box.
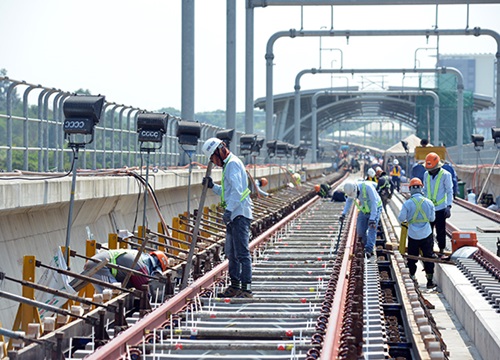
[379,176,389,189]
[221,155,249,207]
[426,169,445,206]
[109,251,122,278]
[356,184,370,213]
[409,197,428,223]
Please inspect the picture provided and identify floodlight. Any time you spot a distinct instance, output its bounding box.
[240,134,257,156]
[266,140,277,158]
[216,129,235,148]
[492,127,500,149]
[176,120,201,146]
[471,134,484,151]
[275,141,288,158]
[401,140,409,153]
[63,95,105,146]
[252,137,265,155]
[137,112,168,149]
[295,146,308,159]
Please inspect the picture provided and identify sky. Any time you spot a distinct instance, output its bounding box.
[1,1,499,113]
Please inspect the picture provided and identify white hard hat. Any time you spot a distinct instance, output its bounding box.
[343,181,358,198]
[393,159,399,165]
[365,149,370,153]
[202,138,223,158]
[367,168,376,178]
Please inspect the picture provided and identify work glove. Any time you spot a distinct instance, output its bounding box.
[202,176,214,189]
[444,206,451,219]
[368,220,377,229]
[339,215,345,224]
[223,210,232,225]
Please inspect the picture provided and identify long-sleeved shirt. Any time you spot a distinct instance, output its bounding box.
[442,162,459,195]
[398,193,435,240]
[212,153,253,221]
[342,180,382,221]
[422,168,453,211]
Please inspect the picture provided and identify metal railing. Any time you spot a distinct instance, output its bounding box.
[0,77,238,172]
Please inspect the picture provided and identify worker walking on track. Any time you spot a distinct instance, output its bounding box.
[422,152,454,258]
[84,249,168,294]
[390,159,402,192]
[202,138,254,298]
[339,180,382,262]
[397,178,437,289]
[375,166,392,211]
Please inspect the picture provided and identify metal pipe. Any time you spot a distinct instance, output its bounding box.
[22,85,40,171]
[6,80,25,172]
[267,28,500,145]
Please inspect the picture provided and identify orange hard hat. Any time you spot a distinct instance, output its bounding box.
[425,152,441,170]
[151,251,168,272]
[314,184,321,192]
[409,177,423,188]
[260,178,268,187]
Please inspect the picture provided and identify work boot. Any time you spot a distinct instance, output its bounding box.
[221,285,241,298]
[221,279,241,298]
[365,251,376,263]
[426,274,436,289]
[237,283,253,298]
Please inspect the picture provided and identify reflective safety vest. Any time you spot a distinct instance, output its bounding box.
[108,251,124,277]
[354,183,382,214]
[409,197,429,224]
[378,175,390,190]
[221,155,251,208]
[426,169,446,206]
[390,165,401,177]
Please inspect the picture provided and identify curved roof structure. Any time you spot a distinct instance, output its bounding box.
[254,87,494,144]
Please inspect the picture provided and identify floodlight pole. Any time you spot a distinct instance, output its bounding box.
[64,145,82,268]
[142,147,153,233]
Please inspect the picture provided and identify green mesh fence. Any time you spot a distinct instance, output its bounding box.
[415,73,475,146]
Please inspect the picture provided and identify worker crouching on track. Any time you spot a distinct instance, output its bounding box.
[423,152,453,258]
[84,249,168,294]
[202,138,254,298]
[315,183,331,198]
[339,180,382,262]
[397,178,437,289]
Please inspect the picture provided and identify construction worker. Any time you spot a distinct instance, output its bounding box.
[390,159,402,192]
[375,166,392,211]
[315,183,331,198]
[397,178,436,289]
[366,167,377,183]
[202,138,253,298]
[83,249,168,294]
[339,180,382,261]
[422,152,454,257]
[250,177,270,198]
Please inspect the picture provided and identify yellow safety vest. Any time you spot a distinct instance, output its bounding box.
[409,197,429,224]
[108,250,124,277]
[221,155,251,208]
[426,169,446,206]
[354,183,382,214]
[390,165,401,177]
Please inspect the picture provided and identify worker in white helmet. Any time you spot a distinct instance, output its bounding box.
[389,158,402,192]
[201,138,253,298]
[339,180,382,262]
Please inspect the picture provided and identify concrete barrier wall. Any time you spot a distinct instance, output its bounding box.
[0,163,330,329]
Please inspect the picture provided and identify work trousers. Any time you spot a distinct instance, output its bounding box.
[407,233,435,276]
[430,208,447,251]
[225,215,252,285]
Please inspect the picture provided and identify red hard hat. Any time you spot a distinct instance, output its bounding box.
[314,184,321,192]
[409,177,423,188]
[260,178,268,187]
[151,251,168,272]
[425,152,441,170]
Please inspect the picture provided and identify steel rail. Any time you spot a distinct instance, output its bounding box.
[320,208,357,359]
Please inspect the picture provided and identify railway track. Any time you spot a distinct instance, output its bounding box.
[6,176,499,359]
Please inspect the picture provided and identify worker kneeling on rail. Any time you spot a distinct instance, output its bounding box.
[339,180,382,262]
[398,178,437,289]
[84,249,168,295]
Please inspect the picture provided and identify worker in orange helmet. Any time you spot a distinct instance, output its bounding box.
[315,183,331,198]
[422,152,454,258]
[398,178,436,289]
